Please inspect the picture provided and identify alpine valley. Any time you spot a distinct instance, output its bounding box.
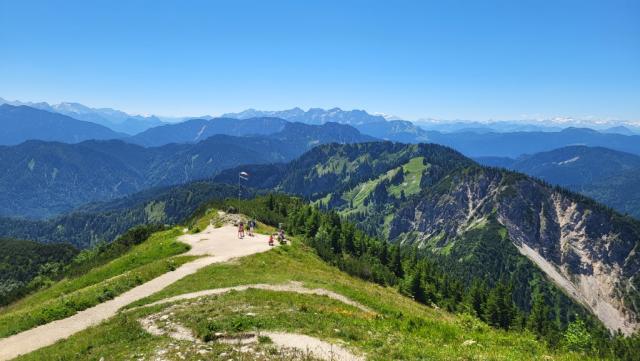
[1,103,639,361]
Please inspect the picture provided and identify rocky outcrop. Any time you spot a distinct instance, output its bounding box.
[390,167,640,334]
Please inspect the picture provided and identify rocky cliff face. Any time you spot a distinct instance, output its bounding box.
[390,167,640,334]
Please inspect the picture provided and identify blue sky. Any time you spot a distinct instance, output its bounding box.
[1,0,638,121]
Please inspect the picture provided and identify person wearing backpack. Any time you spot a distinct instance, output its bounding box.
[248,219,256,236]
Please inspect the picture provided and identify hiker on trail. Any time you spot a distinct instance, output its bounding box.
[238,221,245,239]
[248,219,256,236]
[268,234,275,246]
[277,228,286,245]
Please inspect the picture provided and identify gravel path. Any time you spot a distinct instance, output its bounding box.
[137,281,374,313]
[140,312,366,361]
[136,281,372,360]
[0,225,272,361]
[264,332,365,361]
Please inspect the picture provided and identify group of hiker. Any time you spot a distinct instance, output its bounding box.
[237,218,286,246]
[237,219,256,238]
[269,228,286,246]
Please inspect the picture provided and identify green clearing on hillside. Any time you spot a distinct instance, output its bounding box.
[313,155,354,176]
[340,156,427,215]
[18,237,595,361]
[342,167,398,207]
[388,156,428,197]
[0,228,193,338]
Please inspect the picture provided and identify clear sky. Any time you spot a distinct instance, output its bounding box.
[1,0,638,121]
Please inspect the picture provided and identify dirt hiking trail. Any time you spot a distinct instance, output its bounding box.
[0,224,271,361]
[136,280,373,313]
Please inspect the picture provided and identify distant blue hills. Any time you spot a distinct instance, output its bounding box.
[2,100,640,220]
[3,101,640,157]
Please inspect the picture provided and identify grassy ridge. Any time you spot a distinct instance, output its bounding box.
[5,205,617,360]
[0,228,193,337]
[17,238,595,360]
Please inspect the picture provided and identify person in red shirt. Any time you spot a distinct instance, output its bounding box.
[238,222,245,239]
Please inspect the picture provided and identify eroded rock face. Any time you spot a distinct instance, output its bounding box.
[390,167,640,334]
[496,179,639,334]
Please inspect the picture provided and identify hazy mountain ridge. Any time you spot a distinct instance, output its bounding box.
[416,120,640,135]
[220,107,640,154]
[475,146,640,218]
[424,127,640,157]
[0,98,167,134]
[222,107,432,143]
[222,107,387,125]
[5,101,640,155]
[128,117,289,146]
[0,104,125,145]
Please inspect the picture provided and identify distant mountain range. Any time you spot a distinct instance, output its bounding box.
[4,97,640,135]
[221,107,437,143]
[222,107,387,125]
[416,120,640,135]
[476,146,640,218]
[0,122,373,218]
[0,104,125,145]
[128,117,289,146]
[0,98,168,134]
[221,108,640,154]
[424,127,640,157]
[6,102,640,160]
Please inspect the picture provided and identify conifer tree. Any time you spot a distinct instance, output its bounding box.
[305,209,320,237]
[390,245,404,278]
[527,289,551,337]
[483,282,514,330]
[563,319,593,353]
[267,193,275,211]
[342,223,356,255]
[379,241,389,265]
[410,270,427,303]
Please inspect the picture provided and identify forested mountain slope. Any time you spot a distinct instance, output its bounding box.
[216,142,640,334]
[0,122,372,218]
[0,182,239,249]
[2,142,639,359]
[0,239,77,305]
[5,140,640,335]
